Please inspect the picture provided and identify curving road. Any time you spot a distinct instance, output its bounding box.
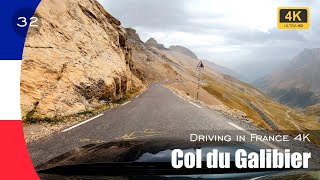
[27,84,320,168]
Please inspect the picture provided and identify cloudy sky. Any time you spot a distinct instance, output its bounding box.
[99,0,320,81]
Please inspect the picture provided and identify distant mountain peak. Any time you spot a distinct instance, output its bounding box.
[146,38,157,44]
[145,38,166,49]
[125,28,142,42]
[169,45,198,60]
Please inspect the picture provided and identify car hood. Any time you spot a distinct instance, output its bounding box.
[36,138,319,179]
[36,137,258,170]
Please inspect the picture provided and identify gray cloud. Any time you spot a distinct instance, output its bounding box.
[103,0,188,29]
[101,0,320,81]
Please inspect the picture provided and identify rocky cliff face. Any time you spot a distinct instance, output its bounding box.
[21,0,141,119]
[125,28,180,83]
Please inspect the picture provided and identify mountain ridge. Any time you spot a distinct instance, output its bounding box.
[255,48,320,108]
[169,45,198,60]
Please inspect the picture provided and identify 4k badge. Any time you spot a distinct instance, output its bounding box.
[278,7,310,30]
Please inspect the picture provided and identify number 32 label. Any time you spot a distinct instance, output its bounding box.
[13,8,42,37]
[17,16,39,28]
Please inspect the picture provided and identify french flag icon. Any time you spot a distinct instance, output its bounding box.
[0,0,41,179]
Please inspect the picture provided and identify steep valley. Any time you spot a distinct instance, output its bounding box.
[255,48,320,109]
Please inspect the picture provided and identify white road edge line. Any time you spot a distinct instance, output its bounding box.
[228,122,246,131]
[227,122,283,152]
[189,102,202,108]
[135,95,139,98]
[121,101,131,106]
[177,95,182,99]
[250,175,268,180]
[62,113,104,132]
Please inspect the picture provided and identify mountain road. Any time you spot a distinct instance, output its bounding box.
[27,84,320,168]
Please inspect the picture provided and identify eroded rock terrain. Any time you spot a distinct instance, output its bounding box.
[21,0,142,119]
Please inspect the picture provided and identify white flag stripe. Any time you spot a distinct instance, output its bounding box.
[0,60,22,120]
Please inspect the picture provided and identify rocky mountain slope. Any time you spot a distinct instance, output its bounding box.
[125,28,320,131]
[21,0,320,133]
[255,48,320,108]
[305,103,320,118]
[21,0,142,120]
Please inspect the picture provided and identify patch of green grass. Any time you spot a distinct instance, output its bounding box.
[24,87,143,124]
[113,97,128,104]
[126,86,141,98]
[76,110,94,116]
[24,109,61,124]
[114,86,142,104]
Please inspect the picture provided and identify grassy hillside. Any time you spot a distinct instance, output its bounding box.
[202,74,320,145]
[203,74,320,130]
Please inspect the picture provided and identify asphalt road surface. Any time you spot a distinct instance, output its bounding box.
[27,84,320,168]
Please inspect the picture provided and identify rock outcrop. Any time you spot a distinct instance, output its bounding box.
[125,29,179,83]
[145,38,167,50]
[21,0,141,118]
